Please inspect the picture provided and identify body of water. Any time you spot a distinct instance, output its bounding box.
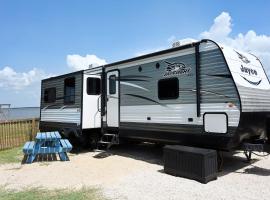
[0,107,40,121]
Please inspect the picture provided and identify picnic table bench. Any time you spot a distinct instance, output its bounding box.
[23,131,72,164]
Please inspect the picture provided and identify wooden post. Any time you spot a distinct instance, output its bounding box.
[31,119,36,141]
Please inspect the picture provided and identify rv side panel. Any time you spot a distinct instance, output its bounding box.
[111,40,240,149]
[40,71,83,131]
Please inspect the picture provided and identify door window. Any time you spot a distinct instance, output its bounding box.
[109,75,116,94]
[64,77,75,104]
[87,77,101,95]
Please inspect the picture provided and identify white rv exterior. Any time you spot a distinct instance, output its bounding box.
[39,39,270,150]
[40,68,102,139]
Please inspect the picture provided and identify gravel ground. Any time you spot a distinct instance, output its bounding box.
[0,143,270,200]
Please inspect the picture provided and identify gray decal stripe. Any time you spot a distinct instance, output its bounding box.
[204,74,232,78]
[119,78,149,82]
[240,75,262,86]
[124,94,166,107]
[120,75,151,79]
[200,90,236,99]
[120,82,149,91]
[180,89,235,99]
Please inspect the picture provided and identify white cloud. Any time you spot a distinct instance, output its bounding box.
[66,54,107,71]
[199,12,270,75]
[200,12,232,41]
[0,66,50,90]
[67,12,270,76]
[225,30,270,52]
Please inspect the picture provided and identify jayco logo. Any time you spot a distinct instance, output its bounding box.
[234,50,250,64]
[163,61,191,77]
[240,65,257,76]
[240,65,262,86]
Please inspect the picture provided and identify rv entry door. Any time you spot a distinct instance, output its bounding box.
[106,70,119,127]
[82,74,101,129]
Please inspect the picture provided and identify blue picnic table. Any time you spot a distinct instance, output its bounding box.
[23,131,72,164]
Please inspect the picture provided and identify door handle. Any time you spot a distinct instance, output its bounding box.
[97,96,101,112]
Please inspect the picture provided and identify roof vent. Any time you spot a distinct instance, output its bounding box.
[172,38,198,48]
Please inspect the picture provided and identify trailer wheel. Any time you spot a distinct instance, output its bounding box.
[67,131,81,149]
[78,134,93,149]
[217,151,224,172]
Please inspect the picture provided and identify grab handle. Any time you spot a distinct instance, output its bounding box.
[97,96,101,112]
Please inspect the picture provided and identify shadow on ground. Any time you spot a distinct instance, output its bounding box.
[94,143,164,165]
[242,165,270,176]
[21,154,58,164]
[91,143,270,177]
[21,142,270,177]
[218,152,258,177]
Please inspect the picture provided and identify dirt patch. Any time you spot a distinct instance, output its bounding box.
[0,146,151,190]
[0,144,270,200]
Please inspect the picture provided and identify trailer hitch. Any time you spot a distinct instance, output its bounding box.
[242,141,265,162]
[243,143,264,161]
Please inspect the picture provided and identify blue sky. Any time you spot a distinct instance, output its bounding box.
[1,0,270,107]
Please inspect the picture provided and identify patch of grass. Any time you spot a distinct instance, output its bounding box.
[0,147,23,164]
[0,187,105,200]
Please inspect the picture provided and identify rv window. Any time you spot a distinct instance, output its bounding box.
[87,77,101,95]
[158,78,179,100]
[44,87,56,103]
[109,75,116,94]
[64,77,75,104]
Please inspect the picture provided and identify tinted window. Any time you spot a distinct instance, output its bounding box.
[44,87,56,103]
[109,75,116,94]
[87,77,100,95]
[64,77,75,104]
[158,78,179,100]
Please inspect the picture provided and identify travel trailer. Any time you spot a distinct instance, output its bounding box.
[39,39,270,150]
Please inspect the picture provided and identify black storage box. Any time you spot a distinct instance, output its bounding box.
[164,145,217,183]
